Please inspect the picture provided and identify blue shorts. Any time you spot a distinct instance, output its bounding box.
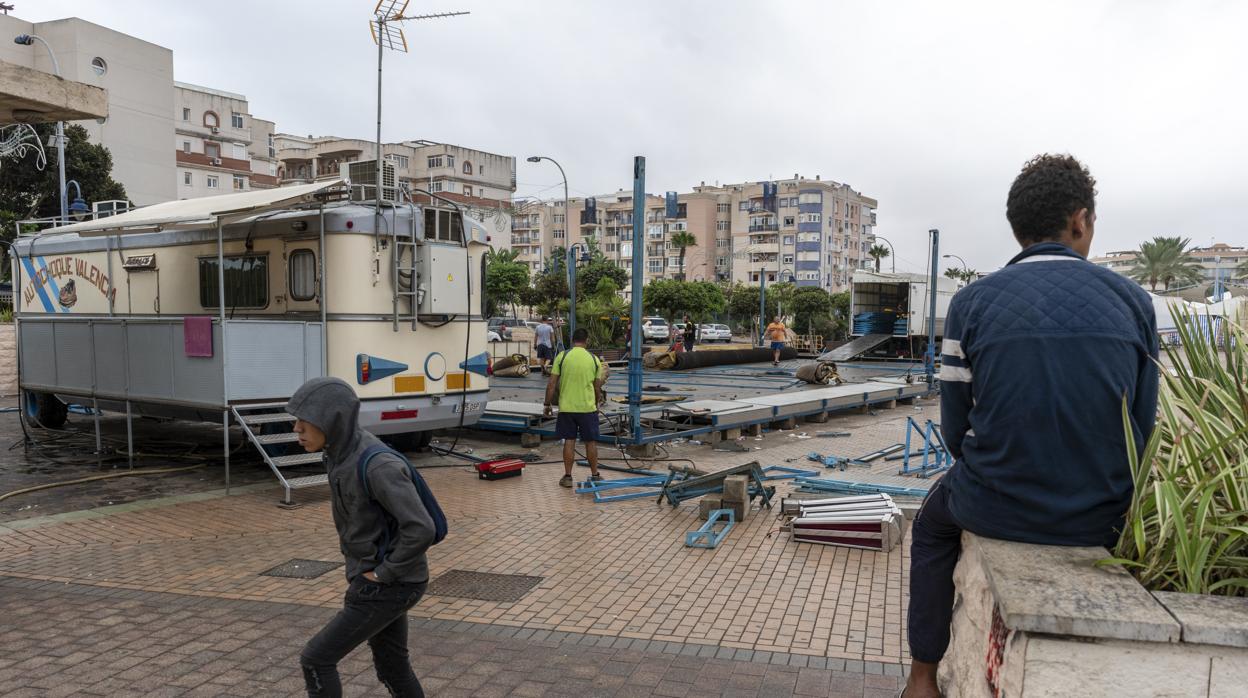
[537,344,555,360]
[555,412,599,442]
[771,341,786,350]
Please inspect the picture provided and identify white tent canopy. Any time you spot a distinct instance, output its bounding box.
[44,179,346,237]
[1150,293,1202,331]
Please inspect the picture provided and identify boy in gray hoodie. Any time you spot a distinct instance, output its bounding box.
[288,377,436,698]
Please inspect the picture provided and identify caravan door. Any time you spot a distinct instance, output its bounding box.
[283,242,322,316]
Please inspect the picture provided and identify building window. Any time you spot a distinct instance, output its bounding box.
[206,175,219,189]
[90,56,108,76]
[716,221,730,231]
[198,254,268,308]
[783,216,795,227]
[233,175,246,190]
[269,162,277,176]
[232,143,247,160]
[183,171,192,186]
[716,238,730,248]
[783,235,795,246]
[553,214,565,224]
[182,107,190,121]
[205,142,220,160]
[427,156,443,168]
[739,201,750,211]
[782,254,794,265]
[204,111,219,128]
[430,181,443,192]
[667,256,681,269]
[479,164,484,175]
[463,185,473,197]
[798,192,821,205]
[799,232,819,243]
[647,225,664,239]
[800,213,822,223]
[386,154,409,169]
[268,134,275,158]
[182,141,191,153]
[231,112,244,128]
[717,203,730,213]
[462,161,473,175]
[648,259,663,274]
[553,229,565,239]
[289,249,317,301]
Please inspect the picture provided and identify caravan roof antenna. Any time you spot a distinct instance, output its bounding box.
[368,0,468,236]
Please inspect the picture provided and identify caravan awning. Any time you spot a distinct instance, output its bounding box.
[47,179,346,237]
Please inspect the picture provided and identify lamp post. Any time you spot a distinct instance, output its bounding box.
[566,242,590,342]
[874,235,896,273]
[14,34,66,224]
[65,180,89,221]
[526,155,568,267]
[943,254,968,286]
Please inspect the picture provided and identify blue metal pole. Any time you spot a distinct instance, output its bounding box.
[629,157,646,444]
[758,266,767,346]
[925,228,940,387]
[567,245,577,343]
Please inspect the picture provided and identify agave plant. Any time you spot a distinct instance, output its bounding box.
[1105,307,1248,596]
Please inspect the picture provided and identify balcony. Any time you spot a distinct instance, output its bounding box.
[511,235,533,246]
[749,223,779,232]
[749,233,779,245]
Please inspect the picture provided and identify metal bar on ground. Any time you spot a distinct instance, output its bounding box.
[794,477,929,498]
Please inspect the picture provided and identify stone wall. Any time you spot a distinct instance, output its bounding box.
[941,533,1248,698]
[0,323,15,397]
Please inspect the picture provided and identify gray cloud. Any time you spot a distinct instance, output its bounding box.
[29,0,1248,272]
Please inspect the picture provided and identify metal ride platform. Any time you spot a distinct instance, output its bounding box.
[475,359,930,445]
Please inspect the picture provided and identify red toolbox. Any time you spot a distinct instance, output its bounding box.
[475,458,525,480]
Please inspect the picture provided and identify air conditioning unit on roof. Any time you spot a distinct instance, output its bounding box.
[211,126,220,134]
[341,159,397,204]
[211,158,221,166]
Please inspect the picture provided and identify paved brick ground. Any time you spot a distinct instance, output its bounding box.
[0,576,904,697]
[0,394,935,695]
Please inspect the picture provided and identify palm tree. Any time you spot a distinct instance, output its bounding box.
[670,231,697,281]
[1129,236,1204,291]
[868,244,891,273]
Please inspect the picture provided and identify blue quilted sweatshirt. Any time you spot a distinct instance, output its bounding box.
[939,242,1159,547]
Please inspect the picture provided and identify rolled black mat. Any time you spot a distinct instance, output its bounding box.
[671,347,798,370]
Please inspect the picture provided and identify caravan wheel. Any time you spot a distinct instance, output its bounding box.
[23,390,68,429]
[384,430,433,453]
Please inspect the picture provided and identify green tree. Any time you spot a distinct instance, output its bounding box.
[1129,236,1204,292]
[642,279,725,321]
[576,245,628,296]
[725,283,777,337]
[581,277,629,348]
[0,123,129,280]
[868,243,891,273]
[483,249,529,318]
[791,286,834,335]
[829,291,851,340]
[669,231,697,280]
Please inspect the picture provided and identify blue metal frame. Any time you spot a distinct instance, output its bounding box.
[793,477,930,498]
[898,416,951,478]
[685,509,735,548]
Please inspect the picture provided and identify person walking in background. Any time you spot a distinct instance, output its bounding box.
[288,378,438,698]
[683,315,696,353]
[901,154,1158,698]
[543,328,607,488]
[534,316,556,376]
[765,316,787,366]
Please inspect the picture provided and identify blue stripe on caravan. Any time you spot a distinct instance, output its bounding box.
[34,256,69,312]
[19,256,55,313]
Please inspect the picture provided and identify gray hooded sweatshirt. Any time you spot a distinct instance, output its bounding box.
[286,377,435,584]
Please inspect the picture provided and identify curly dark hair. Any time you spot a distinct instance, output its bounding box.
[1006,154,1097,246]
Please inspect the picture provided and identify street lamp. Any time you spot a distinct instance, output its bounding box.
[66,180,89,221]
[526,155,568,265]
[943,254,969,285]
[873,235,896,273]
[14,34,67,224]
[566,241,591,341]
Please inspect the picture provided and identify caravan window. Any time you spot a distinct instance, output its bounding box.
[289,249,317,301]
[198,254,269,309]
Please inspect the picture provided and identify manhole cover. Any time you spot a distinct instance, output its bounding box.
[260,559,343,579]
[428,569,544,602]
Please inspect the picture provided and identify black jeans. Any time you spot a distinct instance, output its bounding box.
[907,479,963,664]
[300,577,427,697]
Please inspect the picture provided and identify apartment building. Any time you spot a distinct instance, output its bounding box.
[275,135,515,204]
[0,14,175,205]
[1091,242,1248,290]
[514,175,878,292]
[173,82,279,199]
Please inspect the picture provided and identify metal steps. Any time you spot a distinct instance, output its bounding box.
[231,404,327,505]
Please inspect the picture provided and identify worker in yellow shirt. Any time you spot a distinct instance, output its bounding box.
[543,328,608,488]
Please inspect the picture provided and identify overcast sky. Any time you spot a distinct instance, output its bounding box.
[25,0,1248,273]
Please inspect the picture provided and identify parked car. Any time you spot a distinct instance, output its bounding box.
[698,323,732,343]
[487,329,502,342]
[487,317,525,340]
[642,317,671,343]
